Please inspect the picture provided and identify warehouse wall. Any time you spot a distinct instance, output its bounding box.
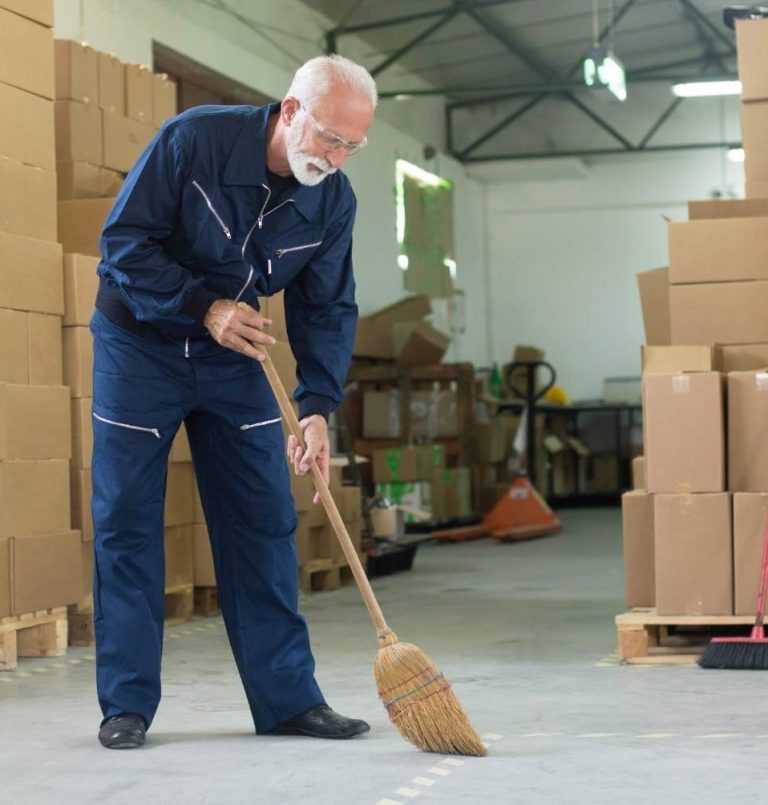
[484,147,746,401]
[52,0,490,364]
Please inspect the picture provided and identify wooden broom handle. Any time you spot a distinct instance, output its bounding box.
[261,350,392,638]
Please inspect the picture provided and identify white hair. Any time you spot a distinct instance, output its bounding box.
[287,54,378,110]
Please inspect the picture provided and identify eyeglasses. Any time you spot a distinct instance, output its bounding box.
[299,103,368,155]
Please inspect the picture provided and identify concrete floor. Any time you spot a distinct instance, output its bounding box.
[1,508,765,804]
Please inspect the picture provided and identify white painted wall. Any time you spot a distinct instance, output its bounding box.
[484,146,746,401]
[52,0,490,364]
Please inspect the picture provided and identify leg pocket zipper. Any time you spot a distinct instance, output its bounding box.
[93,412,161,439]
[239,417,282,431]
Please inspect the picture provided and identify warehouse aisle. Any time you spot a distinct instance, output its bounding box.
[1,509,765,804]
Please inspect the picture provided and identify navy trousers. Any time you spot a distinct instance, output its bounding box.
[90,310,324,731]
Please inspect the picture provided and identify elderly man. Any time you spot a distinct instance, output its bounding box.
[92,55,376,749]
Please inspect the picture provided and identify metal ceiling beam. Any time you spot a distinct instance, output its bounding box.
[463,141,741,162]
[677,0,737,55]
[369,8,460,78]
[452,0,640,158]
[638,97,684,148]
[456,95,547,158]
[378,72,738,101]
[566,94,634,150]
[678,0,729,72]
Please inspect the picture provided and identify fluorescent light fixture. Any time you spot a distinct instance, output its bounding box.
[672,80,742,98]
[397,254,409,270]
[727,148,745,163]
[583,47,627,102]
[394,94,413,101]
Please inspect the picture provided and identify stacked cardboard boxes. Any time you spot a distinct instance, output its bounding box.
[0,1,82,620]
[55,39,177,256]
[736,18,768,199]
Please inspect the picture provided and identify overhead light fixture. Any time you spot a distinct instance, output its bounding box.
[727,148,745,163]
[672,80,742,97]
[583,1,627,102]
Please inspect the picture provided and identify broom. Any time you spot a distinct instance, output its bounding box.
[261,349,487,756]
[698,513,768,670]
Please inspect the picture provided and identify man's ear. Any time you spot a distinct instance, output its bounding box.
[281,97,300,125]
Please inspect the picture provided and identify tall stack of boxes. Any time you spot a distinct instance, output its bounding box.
[0,0,81,620]
[55,39,176,257]
[737,18,768,199]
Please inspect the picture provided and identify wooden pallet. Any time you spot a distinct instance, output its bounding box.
[615,608,757,665]
[68,584,195,647]
[299,558,361,594]
[0,607,68,671]
[193,586,220,617]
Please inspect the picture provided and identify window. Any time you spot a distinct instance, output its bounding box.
[395,159,455,298]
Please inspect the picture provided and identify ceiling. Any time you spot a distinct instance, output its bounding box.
[299,0,742,161]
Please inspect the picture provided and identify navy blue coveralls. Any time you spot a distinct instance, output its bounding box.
[91,103,358,732]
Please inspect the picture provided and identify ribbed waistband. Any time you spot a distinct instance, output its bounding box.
[95,280,150,337]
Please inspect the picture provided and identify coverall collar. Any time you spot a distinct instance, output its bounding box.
[222,102,321,222]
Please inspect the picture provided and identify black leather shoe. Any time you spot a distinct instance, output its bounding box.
[98,713,147,749]
[270,704,370,739]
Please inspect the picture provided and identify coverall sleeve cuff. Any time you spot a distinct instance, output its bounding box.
[181,286,220,325]
[298,394,336,421]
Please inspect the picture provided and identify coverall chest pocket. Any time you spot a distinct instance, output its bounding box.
[266,232,324,287]
[189,180,239,264]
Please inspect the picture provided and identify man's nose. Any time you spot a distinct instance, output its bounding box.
[326,148,347,169]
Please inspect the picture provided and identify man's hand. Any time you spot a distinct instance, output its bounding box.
[287,415,329,505]
[204,300,275,360]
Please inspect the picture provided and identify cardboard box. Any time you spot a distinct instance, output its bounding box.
[715,344,768,372]
[290,471,314,513]
[0,81,54,170]
[192,523,215,586]
[391,320,449,366]
[354,295,431,359]
[654,493,733,616]
[124,64,153,124]
[621,491,654,608]
[431,467,472,519]
[375,481,431,522]
[636,267,670,346]
[165,463,195,527]
[28,312,62,384]
[632,456,645,490]
[99,167,124,197]
[164,524,193,588]
[294,515,312,564]
[97,52,125,116]
[0,384,70,459]
[0,158,56,242]
[78,539,93,598]
[311,522,342,563]
[54,40,98,104]
[57,160,101,199]
[70,466,92,541]
[0,460,70,537]
[475,421,508,463]
[70,396,92,468]
[339,485,362,522]
[62,326,93,397]
[670,281,768,345]
[54,99,102,164]
[641,345,714,374]
[733,493,768,615]
[746,179,768,199]
[0,8,54,99]
[102,113,154,173]
[0,0,54,26]
[0,309,26,382]
[687,198,768,220]
[0,231,63,314]
[63,253,99,325]
[727,371,768,492]
[152,73,177,128]
[170,424,192,463]
[57,197,114,256]
[736,18,768,102]
[362,391,400,439]
[409,390,458,438]
[741,100,768,181]
[0,536,9,617]
[669,218,768,284]
[642,372,724,494]
[372,445,444,483]
[10,529,81,614]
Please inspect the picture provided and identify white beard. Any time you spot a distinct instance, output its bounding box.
[286,118,337,186]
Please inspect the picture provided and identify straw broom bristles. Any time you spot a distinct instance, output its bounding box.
[375,630,487,757]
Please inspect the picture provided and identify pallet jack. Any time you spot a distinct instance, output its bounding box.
[432,359,562,542]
